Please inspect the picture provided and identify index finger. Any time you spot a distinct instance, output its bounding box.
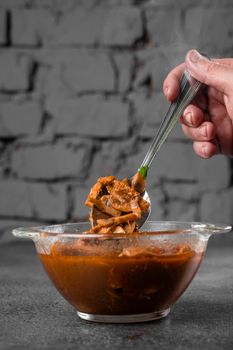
[163,62,185,101]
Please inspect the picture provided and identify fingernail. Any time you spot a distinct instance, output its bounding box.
[189,50,202,64]
[184,112,193,125]
[202,144,208,157]
[200,125,207,137]
[165,86,170,97]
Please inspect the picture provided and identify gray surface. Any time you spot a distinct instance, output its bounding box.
[0,239,233,350]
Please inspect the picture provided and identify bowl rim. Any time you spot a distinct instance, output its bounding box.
[12,220,232,240]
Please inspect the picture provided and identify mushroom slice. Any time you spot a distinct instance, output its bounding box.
[97,212,139,228]
[124,221,136,233]
[88,197,121,217]
[89,206,110,227]
[113,226,126,234]
[98,226,116,234]
[130,197,142,217]
[138,197,150,212]
[131,172,146,194]
[109,192,133,212]
[85,182,104,207]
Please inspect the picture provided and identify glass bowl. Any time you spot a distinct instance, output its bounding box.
[13,221,231,323]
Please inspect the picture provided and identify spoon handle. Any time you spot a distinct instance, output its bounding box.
[139,70,205,176]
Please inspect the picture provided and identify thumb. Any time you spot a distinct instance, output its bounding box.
[185,49,233,95]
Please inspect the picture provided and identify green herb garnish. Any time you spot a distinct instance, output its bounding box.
[138,165,149,179]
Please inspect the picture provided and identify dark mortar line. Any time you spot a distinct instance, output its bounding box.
[83,142,102,181]
[47,43,144,51]
[133,6,150,50]
[5,176,90,184]
[10,42,42,49]
[0,136,17,143]
[138,136,192,144]
[129,53,139,91]
[66,184,75,221]
[75,90,126,98]
[38,111,54,135]
[166,197,200,204]
[5,10,11,47]
[27,61,39,92]
[0,89,27,95]
[108,52,119,92]
[55,134,134,142]
[126,98,141,139]
[159,178,198,185]
[162,179,198,184]
[4,43,144,52]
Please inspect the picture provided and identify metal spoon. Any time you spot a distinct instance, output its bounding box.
[133,69,206,228]
[91,70,205,229]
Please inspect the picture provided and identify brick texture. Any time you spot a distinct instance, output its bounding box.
[145,9,180,47]
[198,156,230,191]
[0,180,67,220]
[0,100,42,137]
[12,9,54,46]
[71,186,90,220]
[49,8,106,46]
[46,95,129,137]
[11,140,91,180]
[101,7,143,46]
[182,8,233,52]
[129,91,168,137]
[0,52,32,91]
[113,53,133,92]
[59,50,114,92]
[12,7,142,47]
[0,0,232,243]
[0,180,33,217]
[200,188,233,224]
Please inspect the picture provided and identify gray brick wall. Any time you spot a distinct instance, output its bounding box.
[0,0,233,244]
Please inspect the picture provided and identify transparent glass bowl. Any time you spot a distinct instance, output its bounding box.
[13,221,231,323]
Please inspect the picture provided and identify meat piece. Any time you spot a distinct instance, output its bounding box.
[97,212,139,227]
[124,221,136,233]
[85,176,115,207]
[88,197,121,217]
[98,176,115,185]
[85,182,103,207]
[110,191,137,212]
[89,206,110,228]
[139,197,150,212]
[131,172,146,194]
[107,179,138,197]
[130,197,141,216]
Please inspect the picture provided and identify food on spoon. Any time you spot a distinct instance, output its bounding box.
[85,175,150,234]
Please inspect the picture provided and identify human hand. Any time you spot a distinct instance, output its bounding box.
[163,49,233,158]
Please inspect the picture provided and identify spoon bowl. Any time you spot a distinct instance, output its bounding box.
[136,190,151,228]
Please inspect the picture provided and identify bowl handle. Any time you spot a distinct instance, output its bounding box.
[12,227,40,241]
[192,222,232,237]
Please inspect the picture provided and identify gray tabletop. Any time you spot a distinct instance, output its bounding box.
[1,239,233,350]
